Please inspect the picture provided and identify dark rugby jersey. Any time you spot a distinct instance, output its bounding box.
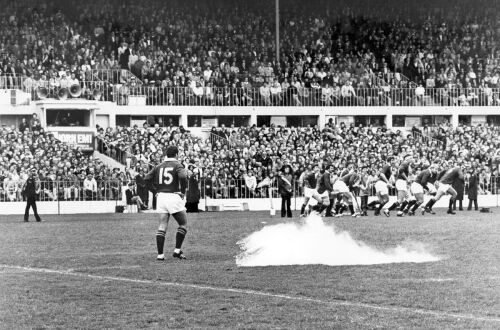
[341,173,360,189]
[316,171,333,194]
[145,158,187,194]
[415,169,432,188]
[378,164,392,182]
[427,171,437,184]
[304,172,317,188]
[440,167,464,185]
[436,169,447,181]
[397,161,410,180]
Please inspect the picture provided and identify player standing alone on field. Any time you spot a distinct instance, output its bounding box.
[145,146,188,260]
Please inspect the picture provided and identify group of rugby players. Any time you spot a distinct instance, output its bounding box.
[298,155,465,218]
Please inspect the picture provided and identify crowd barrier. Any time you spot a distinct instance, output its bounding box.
[0,180,125,202]
[2,75,500,107]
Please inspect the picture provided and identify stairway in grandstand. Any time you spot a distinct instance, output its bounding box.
[92,150,126,172]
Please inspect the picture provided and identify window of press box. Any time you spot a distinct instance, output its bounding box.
[46,110,89,127]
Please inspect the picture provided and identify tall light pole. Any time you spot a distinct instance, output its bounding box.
[275,0,280,63]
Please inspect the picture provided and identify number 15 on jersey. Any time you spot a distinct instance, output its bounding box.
[159,167,174,185]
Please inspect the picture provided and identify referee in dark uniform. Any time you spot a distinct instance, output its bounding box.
[22,168,42,222]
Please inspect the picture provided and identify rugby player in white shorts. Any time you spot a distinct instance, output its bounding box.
[298,165,320,217]
[374,161,394,217]
[406,164,437,215]
[423,165,464,215]
[311,166,333,215]
[395,156,414,217]
[145,146,189,261]
[332,172,361,217]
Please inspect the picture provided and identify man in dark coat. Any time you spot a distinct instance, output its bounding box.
[22,168,42,222]
[185,169,200,213]
[135,168,149,208]
[452,168,465,211]
[467,167,479,211]
[277,167,293,218]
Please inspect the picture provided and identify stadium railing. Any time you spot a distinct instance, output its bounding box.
[95,136,156,172]
[95,136,130,168]
[108,86,500,107]
[3,77,500,108]
[88,69,143,85]
[1,176,497,204]
[209,132,233,148]
[0,180,125,202]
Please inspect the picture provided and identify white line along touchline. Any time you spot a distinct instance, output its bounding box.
[1,264,500,324]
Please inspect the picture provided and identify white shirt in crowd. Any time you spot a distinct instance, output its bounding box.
[340,83,356,97]
[83,177,97,192]
[415,85,425,96]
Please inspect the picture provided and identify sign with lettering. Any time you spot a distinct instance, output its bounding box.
[51,131,94,150]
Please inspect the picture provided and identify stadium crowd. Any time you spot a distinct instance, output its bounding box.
[0,117,498,203]
[96,121,500,199]
[1,0,500,202]
[0,115,126,202]
[1,0,500,106]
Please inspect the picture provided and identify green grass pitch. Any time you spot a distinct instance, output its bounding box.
[0,209,499,329]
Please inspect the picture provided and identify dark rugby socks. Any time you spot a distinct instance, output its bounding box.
[406,200,417,211]
[300,204,306,215]
[411,201,421,212]
[389,202,399,211]
[425,199,436,209]
[399,201,408,211]
[175,227,187,249]
[156,229,166,255]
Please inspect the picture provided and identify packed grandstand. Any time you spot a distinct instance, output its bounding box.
[0,0,499,203]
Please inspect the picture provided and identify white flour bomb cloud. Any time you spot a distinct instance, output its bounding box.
[236,214,440,267]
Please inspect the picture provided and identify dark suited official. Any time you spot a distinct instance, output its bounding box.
[185,168,201,213]
[467,167,479,211]
[22,168,42,222]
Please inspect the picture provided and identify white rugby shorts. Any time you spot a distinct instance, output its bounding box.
[426,183,437,194]
[375,180,389,195]
[304,187,316,198]
[437,183,451,195]
[332,180,350,194]
[157,192,186,214]
[395,179,408,191]
[315,190,330,199]
[410,182,424,195]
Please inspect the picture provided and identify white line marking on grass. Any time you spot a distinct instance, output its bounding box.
[402,276,500,283]
[1,264,500,324]
[67,265,142,272]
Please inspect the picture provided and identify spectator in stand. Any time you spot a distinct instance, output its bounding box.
[19,118,29,132]
[135,168,149,208]
[125,182,148,211]
[83,173,97,200]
